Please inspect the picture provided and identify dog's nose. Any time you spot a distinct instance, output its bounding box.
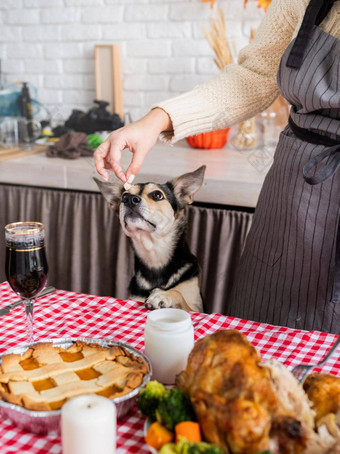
[122,193,141,207]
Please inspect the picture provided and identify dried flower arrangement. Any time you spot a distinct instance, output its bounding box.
[201,0,216,8]
[186,7,233,149]
[201,0,272,11]
[244,0,272,11]
[189,0,273,150]
[203,8,235,69]
[202,7,259,150]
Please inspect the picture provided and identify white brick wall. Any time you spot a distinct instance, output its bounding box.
[0,0,264,122]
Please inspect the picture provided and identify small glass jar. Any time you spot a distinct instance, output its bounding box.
[144,309,194,385]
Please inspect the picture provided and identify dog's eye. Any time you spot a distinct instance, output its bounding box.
[149,190,164,201]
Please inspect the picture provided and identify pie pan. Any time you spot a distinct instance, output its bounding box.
[0,337,152,434]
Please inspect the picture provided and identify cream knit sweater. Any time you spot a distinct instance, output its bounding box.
[155,0,340,143]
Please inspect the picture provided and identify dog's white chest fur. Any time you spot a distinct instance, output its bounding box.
[130,230,176,269]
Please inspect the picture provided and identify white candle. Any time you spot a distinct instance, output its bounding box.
[61,394,116,454]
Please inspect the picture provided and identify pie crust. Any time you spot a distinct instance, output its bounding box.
[0,341,149,411]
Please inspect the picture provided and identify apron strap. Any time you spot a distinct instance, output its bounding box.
[303,145,340,185]
[331,224,340,303]
[288,116,340,185]
[287,0,337,69]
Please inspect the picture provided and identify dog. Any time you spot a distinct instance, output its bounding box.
[94,166,205,312]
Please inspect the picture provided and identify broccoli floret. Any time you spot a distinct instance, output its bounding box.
[171,439,224,454]
[159,443,177,454]
[186,442,224,454]
[198,445,224,454]
[137,380,167,421]
[156,387,196,431]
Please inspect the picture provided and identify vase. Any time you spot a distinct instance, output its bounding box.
[257,96,289,152]
[229,117,261,152]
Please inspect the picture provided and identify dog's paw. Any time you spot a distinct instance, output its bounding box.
[145,289,174,310]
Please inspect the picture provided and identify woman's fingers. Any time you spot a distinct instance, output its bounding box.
[94,140,111,180]
[94,135,127,183]
[93,109,169,182]
[94,131,150,183]
[110,155,127,183]
[125,147,148,182]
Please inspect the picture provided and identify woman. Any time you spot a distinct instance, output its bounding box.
[94,0,340,333]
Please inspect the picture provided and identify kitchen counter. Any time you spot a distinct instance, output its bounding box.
[0,139,266,312]
[0,139,270,208]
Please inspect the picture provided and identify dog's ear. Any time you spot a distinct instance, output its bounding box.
[93,177,122,210]
[170,165,206,207]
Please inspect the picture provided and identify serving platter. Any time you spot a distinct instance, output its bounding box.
[0,337,152,435]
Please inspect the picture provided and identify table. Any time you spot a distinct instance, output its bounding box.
[0,281,339,454]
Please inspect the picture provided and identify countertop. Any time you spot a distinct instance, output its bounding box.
[0,140,271,208]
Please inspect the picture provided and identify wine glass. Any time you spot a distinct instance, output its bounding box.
[5,222,48,342]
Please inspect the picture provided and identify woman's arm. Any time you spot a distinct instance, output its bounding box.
[94,0,306,182]
[156,0,305,143]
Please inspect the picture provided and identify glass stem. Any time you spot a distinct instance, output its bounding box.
[24,299,34,343]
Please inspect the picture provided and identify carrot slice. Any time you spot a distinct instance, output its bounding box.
[145,421,174,450]
[175,421,201,443]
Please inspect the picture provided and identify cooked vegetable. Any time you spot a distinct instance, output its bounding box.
[175,421,201,443]
[159,438,224,454]
[145,421,174,450]
[156,387,196,431]
[158,444,177,454]
[194,445,225,454]
[137,380,167,421]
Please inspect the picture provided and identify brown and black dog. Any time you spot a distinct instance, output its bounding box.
[94,166,205,312]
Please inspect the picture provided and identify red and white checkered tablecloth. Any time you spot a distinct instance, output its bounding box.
[0,281,339,454]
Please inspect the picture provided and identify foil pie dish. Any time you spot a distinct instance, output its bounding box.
[0,337,152,434]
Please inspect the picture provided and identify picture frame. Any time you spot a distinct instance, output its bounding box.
[94,44,124,121]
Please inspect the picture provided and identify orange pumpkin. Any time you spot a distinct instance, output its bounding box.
[186,128,230,149]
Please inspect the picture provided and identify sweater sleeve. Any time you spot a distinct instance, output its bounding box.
[154,0,305,144]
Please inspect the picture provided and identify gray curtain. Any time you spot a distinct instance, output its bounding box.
[0,184,253,314]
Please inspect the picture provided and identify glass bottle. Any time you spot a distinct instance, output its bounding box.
[144,309,194,385]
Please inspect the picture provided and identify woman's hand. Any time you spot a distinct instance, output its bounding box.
[94,108,172,183]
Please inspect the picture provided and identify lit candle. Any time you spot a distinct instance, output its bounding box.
[61,394,116,454]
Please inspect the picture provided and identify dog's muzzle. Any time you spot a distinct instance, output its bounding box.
[122,193,141,208]
[121,193,156,230]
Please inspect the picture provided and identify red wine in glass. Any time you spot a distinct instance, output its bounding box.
[5,222,48,342]
[5,248,48,299]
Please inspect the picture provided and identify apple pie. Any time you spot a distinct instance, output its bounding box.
[0,340,149,411]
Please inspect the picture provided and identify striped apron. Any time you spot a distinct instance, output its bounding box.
[229,0,340,333]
